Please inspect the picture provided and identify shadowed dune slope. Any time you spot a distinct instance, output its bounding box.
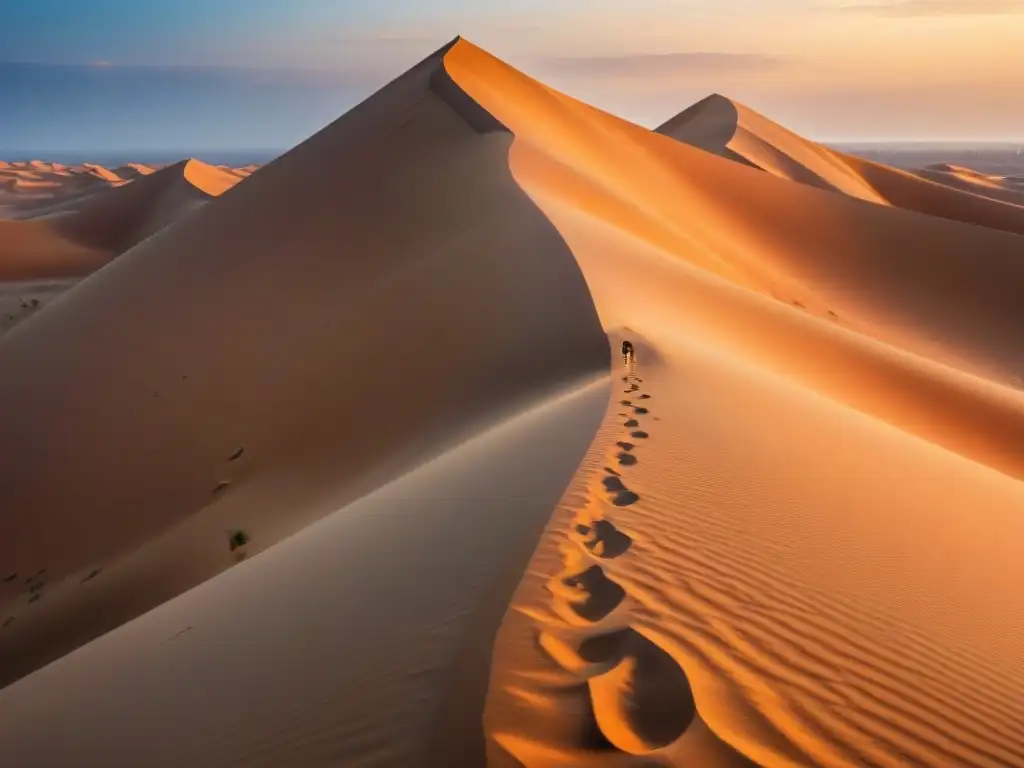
[658,95,1024,237]
[0,160,242,281]
[0,37,607,693]
[0,377,609,768]
[50,159,242,252]
[112,163,156,180]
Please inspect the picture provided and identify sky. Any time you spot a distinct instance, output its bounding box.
[2,0,1023,155]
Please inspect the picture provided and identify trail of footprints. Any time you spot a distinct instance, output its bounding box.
[535,368,699,756]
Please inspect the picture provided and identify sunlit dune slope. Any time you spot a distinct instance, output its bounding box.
[437,41,1024,768]
[0,37,605,704]
[447,43,1024,387]
[658,94,1024,237]
[657,94,884,203]
[80,163,123,183]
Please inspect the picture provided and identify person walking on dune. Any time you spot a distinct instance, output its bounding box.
[621,340,635,366]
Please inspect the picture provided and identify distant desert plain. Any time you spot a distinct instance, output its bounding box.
[2,37,1024,768]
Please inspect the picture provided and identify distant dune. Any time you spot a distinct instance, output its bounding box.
[3,35,1024,768]
[914,162,1024,207]
[0,159,254,336]
[659,94,1024,237]
[51,158,243,252]
[657,94,885,203]
[113,163,157,180]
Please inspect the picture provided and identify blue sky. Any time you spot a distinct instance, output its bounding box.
[2,0,1023,154]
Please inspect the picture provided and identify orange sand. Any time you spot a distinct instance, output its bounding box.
[659,95,1024,237]
[1,36,1024,768]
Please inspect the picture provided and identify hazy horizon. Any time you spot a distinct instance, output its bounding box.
[4,2,1023,151]
[3,141,1023,167]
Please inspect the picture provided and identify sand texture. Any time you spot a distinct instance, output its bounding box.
[0,158,254,336]
[659,95,1024,237]
[3,36,1024,768]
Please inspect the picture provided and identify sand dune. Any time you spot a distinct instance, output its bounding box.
[914,163,1024,207]
[3,35,1024,768]
[838,152,1024,237]
[0,219,108,281]
[47,159,242,252]
[113,163,157,180]
[658,95,1024,237]
[448,45,1024,385]
[657,94,885,204]
[0,38,606,748]
[0,159,251,219]
[442,41,1024,766]
[80,163,124,183]
[0,162,117,203]
[0,158,247,313]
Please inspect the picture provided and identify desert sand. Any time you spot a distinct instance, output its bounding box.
[2,36,1024,768]
[0,159,252,336]
[658,94,1024,237]
[913,163,1024,208]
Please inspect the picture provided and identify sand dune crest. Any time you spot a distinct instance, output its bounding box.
[659,94,1024,236]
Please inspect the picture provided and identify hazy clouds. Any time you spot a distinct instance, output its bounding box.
[540,52,789,79]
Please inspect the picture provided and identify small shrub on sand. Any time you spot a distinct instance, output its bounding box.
[227,529,251,552]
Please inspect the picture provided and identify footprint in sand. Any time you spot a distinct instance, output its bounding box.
[580,519,633,558]
[563,565,627,622]
[2,573,16,584]
[80,568,102,584]
[616,452,637,467]
[587,628,697,755]
[531,363,694,759]
[601,475,640,508]
[578,628,635,665]
[2,617,13,629]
